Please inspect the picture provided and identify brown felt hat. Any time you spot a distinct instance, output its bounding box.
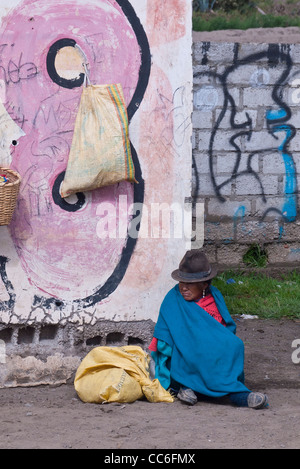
[171,250,217,283]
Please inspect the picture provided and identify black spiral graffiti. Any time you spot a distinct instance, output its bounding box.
[194,43,297,222]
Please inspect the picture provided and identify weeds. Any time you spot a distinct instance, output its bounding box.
[242,244,268,268]
[193,11,300,31]
[213,270,300,319]
[192,0,300,31]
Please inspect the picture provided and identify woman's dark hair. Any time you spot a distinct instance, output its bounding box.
[205,279,212,295]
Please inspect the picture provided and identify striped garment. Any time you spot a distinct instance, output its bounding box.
[107,84,135,182]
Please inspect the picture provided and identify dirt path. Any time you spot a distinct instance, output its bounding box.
[193,26,300,44]
[0,318,299,450]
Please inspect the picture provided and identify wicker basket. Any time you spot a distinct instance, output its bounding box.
[0,167,21,226]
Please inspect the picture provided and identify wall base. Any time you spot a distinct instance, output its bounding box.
[0,320,155,388]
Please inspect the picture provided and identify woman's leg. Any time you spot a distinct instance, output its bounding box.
[228,391,250,407]
[229,391,268,409]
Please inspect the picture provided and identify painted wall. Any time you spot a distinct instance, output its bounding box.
[0,0,193,386]
[192,41,300,268]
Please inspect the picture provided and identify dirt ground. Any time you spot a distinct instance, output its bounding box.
[193,25,300,44]
[0,317,299,450]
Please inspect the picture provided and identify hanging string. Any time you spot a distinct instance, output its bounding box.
[82,62,91,87]
[74,43,91,87]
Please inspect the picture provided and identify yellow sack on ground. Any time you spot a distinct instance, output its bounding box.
[60,83,136,198]
[74,346,174,404]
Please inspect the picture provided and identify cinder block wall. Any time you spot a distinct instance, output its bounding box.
[192,41,300,269]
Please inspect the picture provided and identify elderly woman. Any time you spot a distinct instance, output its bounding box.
[149,250,268,409]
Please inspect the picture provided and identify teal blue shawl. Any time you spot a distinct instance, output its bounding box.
[152,285,249,397]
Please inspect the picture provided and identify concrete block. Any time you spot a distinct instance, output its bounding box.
[192,109,214,129]
[241,128,280,152]
[217,152,259,174]
[242,87,278,108]
[235,220,280,244]
[197,130,212,151]
[193,85,239,113]
[288,44,300,65]
[216,244,249,266]
[216,109,258,131]
[262,152,287,174]
[237,43,272,61]
[193,66,216,85]
[267,242,300,265]
[204,220,234,243]
[200,242,217,263]
[218,64,268,87]
[0,354,81,388]
[207,198,251,219]
[286,110,300,129]
[296,174,300,192]
[201,130,242,152]
[197,175,233,197]
[289,132,300,151]
[193,42,236,66]
[217,86,240,109]
[253,195,286,218]
[193,151,211,174]
[195,175,216,196]
[284,84,300,109]
[279,221,300,241]
[235,174,278,196]
[192,130,196,150]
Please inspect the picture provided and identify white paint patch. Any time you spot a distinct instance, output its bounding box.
[194,85,219,110]
[0,101,25,167]
[250,69,270,88]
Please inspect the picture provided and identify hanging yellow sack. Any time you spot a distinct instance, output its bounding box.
[74,346,174,404]
[60,83,136,198]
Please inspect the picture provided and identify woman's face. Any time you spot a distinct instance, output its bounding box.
[179,281,207,302]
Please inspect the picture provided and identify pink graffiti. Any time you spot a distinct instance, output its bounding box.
[146,0,187,46]
[0,0,141,300]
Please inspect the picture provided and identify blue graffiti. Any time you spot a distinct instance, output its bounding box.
[233,205,246,222]
[233,205,246,236]
[278,225,285,239]
[266,109,297,222]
